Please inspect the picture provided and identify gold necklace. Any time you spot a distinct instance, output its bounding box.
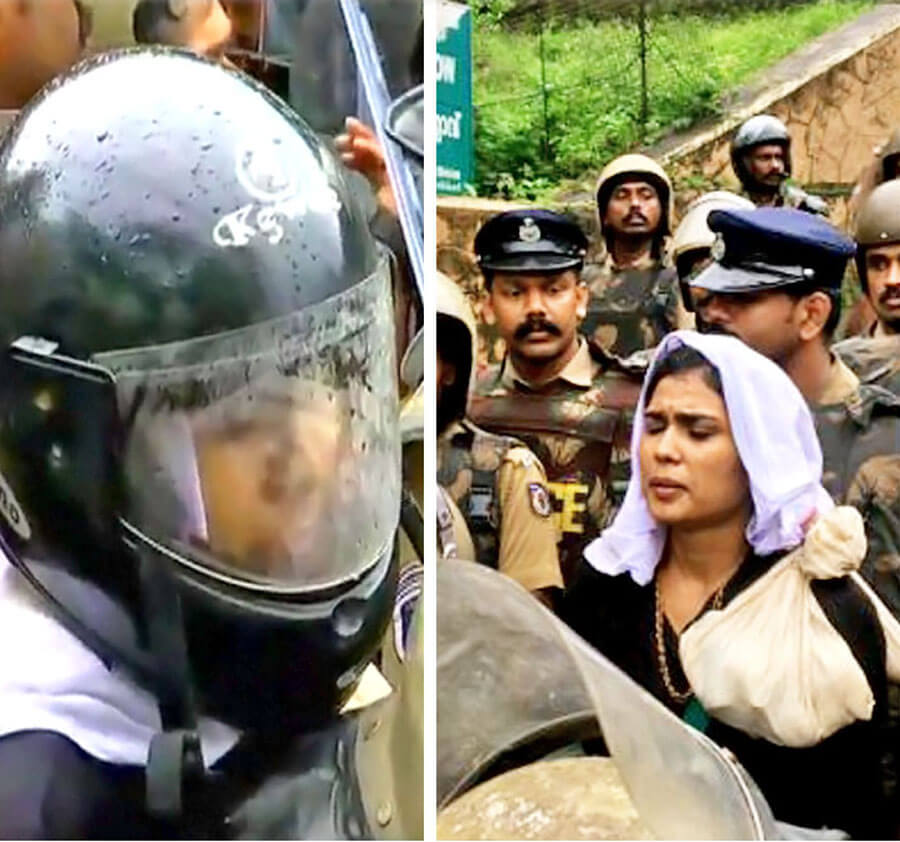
[654,577,725,705]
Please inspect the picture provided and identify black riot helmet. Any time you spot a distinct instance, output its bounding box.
[730,114,792,192]
[0,48,400,739]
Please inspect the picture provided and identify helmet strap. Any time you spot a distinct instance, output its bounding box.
[137,548,214,826]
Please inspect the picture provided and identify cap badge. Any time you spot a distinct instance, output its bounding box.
[711,232,726,262]
[519,217,541,244]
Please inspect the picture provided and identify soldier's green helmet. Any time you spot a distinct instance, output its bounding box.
[730,114,792,191]
[0,48,400,734]
[854,179,900,292]
[436,272,477,423]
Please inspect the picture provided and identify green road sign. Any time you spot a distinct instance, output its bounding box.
[437,2,473,195]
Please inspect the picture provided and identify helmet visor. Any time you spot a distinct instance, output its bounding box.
[94,257,399,592]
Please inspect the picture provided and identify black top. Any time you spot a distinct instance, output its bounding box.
[561,552,892,839]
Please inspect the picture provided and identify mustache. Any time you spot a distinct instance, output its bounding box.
[514,318,562,341]
[624,211,648,224]
[878,286,900,305]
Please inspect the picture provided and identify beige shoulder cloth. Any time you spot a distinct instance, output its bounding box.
[680,506,900,747]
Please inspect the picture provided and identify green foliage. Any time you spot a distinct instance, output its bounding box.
[474,0,875,198]
[471,0,520,27]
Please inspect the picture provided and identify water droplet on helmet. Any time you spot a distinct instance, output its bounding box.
[332,599,366,637]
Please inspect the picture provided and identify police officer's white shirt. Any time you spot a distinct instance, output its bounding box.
[0,552,239,766]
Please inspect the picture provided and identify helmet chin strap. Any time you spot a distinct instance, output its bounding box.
[134,539,212,827]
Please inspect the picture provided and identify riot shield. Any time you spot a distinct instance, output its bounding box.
[437,560,787,840]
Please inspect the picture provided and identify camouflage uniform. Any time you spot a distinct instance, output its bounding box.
[586,153,687,358]
[814,355,900,616]
[815,353,900,805]
[437,418,563,593]
[833,333,900,393]
[580,251,686,359]
[471,340,644,587]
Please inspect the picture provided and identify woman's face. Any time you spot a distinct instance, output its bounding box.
[639,368,749,529]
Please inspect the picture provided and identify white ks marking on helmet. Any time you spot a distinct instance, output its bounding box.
[0,470,30,541]
[213,136,341,248]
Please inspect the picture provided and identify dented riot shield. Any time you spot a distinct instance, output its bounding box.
[438,560,793,840]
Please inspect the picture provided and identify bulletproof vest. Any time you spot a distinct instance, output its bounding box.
[436,421,521,570]
[581,265,679,358]
[470,360,641,586]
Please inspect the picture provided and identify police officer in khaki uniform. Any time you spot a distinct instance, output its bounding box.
[436,271,563,602]
[469,210,644,587]
[581,153,688,358]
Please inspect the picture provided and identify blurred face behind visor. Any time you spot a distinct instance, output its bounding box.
[192,384,343,579]
[96,265,400,591]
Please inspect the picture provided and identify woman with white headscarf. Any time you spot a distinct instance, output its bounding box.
[562,330,900,838]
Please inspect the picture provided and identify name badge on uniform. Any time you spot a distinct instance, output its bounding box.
[469,486,497,528]
[528,483,553,518]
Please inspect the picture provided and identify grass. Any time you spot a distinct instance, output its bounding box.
[473,0,876,199]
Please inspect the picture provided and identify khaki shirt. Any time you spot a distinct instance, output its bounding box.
[437,419,563,593]
[501,337,595,391]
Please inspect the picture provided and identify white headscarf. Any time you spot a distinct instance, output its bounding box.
[584,330,833,585]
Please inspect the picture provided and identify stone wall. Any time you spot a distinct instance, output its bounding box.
[654,4,900,219]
